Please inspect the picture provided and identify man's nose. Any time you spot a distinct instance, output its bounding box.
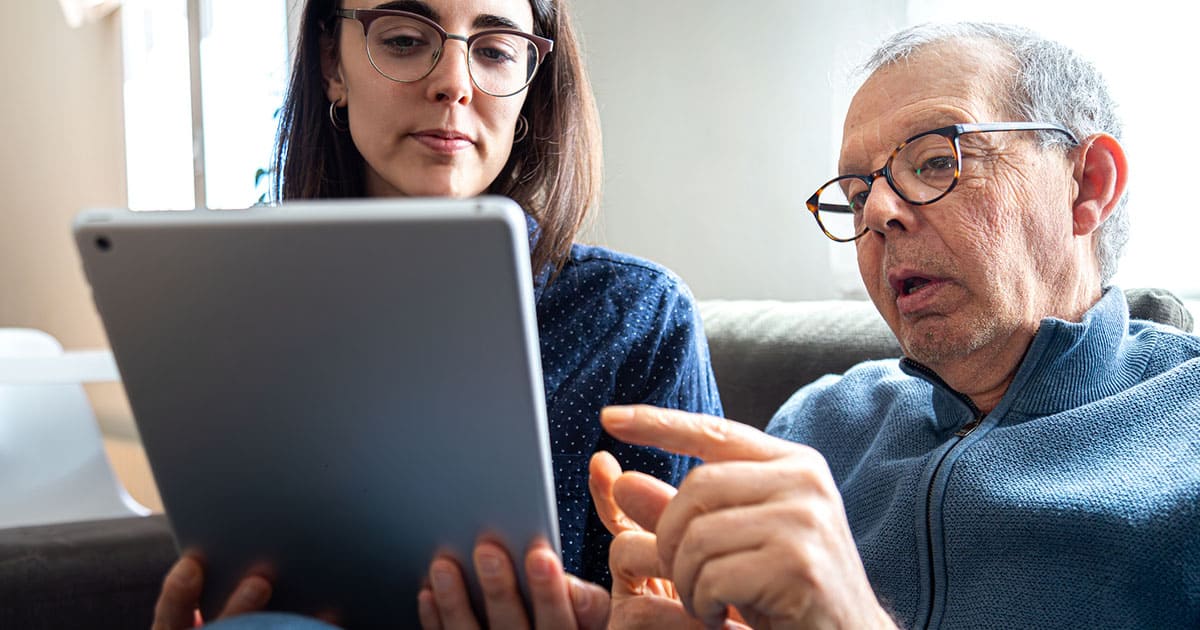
[861,177,917,235]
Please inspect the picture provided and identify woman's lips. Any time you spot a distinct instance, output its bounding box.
[411,131,474,154]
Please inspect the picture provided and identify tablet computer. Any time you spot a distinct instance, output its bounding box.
[74,197,559,626]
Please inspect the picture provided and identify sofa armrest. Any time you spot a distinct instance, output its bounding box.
[0,515,177,629]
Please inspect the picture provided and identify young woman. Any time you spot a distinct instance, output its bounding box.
[152,0,721,627]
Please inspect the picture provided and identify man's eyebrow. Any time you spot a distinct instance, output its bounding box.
[837,114,972,175]
[837,154,873,177]
[373,0,439,22]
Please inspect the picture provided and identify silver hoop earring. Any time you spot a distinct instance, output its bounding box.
[513,115,529,144]
[329,101,349,132]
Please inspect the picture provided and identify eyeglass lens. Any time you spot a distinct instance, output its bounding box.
[814,133,959,240]
[364,14,540,96]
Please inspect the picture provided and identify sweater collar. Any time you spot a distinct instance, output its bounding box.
[902,287,1133,428]
[1004,286,1136,416]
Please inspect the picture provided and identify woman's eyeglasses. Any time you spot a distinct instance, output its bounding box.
[334,8,554,98]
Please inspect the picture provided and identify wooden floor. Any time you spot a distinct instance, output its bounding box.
[103,436,163,513]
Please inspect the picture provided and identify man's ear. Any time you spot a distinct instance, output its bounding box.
[321,31,347,105]
[1071,133,1128,237]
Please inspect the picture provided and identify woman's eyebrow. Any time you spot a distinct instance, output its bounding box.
[373,0,439,22]
[474,14,522,30]
[370,0,523,31]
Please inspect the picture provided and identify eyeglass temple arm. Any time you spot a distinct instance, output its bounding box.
[817,203,854,214]
[957,121,1079,144]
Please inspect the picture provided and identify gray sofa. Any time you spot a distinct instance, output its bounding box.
[1,289,1192,629]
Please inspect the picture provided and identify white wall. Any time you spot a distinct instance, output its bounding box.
[0,2,125,348]
[0,3,158,506]
[572,0,906,300]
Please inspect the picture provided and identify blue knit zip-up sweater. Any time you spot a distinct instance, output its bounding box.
[767,288,1200,629]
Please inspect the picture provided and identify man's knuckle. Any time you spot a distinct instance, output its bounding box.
[645,406,677,430]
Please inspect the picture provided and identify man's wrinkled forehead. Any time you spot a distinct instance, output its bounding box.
[838,41,1013,172]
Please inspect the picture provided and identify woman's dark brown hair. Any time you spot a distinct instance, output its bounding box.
[271,0,602,277]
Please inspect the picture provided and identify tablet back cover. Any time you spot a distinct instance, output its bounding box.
[75,197,558,626]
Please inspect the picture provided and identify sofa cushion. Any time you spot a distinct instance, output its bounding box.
[0,514,176,630]
[699,287,1195,431]
[1126,287,1194,333]
[700,300,897,431]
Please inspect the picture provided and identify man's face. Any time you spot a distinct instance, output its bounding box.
[841,42,1080,380]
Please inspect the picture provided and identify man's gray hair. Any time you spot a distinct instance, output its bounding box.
[862,22,1128,285]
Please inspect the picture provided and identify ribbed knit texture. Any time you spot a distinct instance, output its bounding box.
[768,288,1200,628]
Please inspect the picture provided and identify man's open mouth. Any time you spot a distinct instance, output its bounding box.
[902,276,933,296]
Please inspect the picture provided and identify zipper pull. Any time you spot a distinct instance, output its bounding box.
[954,409,986,437]
[954,419,981,437]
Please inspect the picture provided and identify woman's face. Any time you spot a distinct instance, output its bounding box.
[324,0,535,198]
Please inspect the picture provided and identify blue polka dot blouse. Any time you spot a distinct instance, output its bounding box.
[528,217,724,587]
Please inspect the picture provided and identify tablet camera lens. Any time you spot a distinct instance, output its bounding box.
[95,236,111,252]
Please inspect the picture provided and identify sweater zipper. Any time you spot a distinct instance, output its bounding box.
[904,359,984,630]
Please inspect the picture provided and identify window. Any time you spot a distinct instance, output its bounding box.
[121,0,288,211]
[120,0,193,210]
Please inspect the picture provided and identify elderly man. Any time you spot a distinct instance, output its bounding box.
[403,21,1197,630]
[586,22,1200,630]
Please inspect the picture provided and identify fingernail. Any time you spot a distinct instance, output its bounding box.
[431,565,455,593]
[237,579,270,607]
[603,405,635,427]
[175,559,201,588]
[568,577,590,613]
[528,552,557,581]
[477,549,502,577]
